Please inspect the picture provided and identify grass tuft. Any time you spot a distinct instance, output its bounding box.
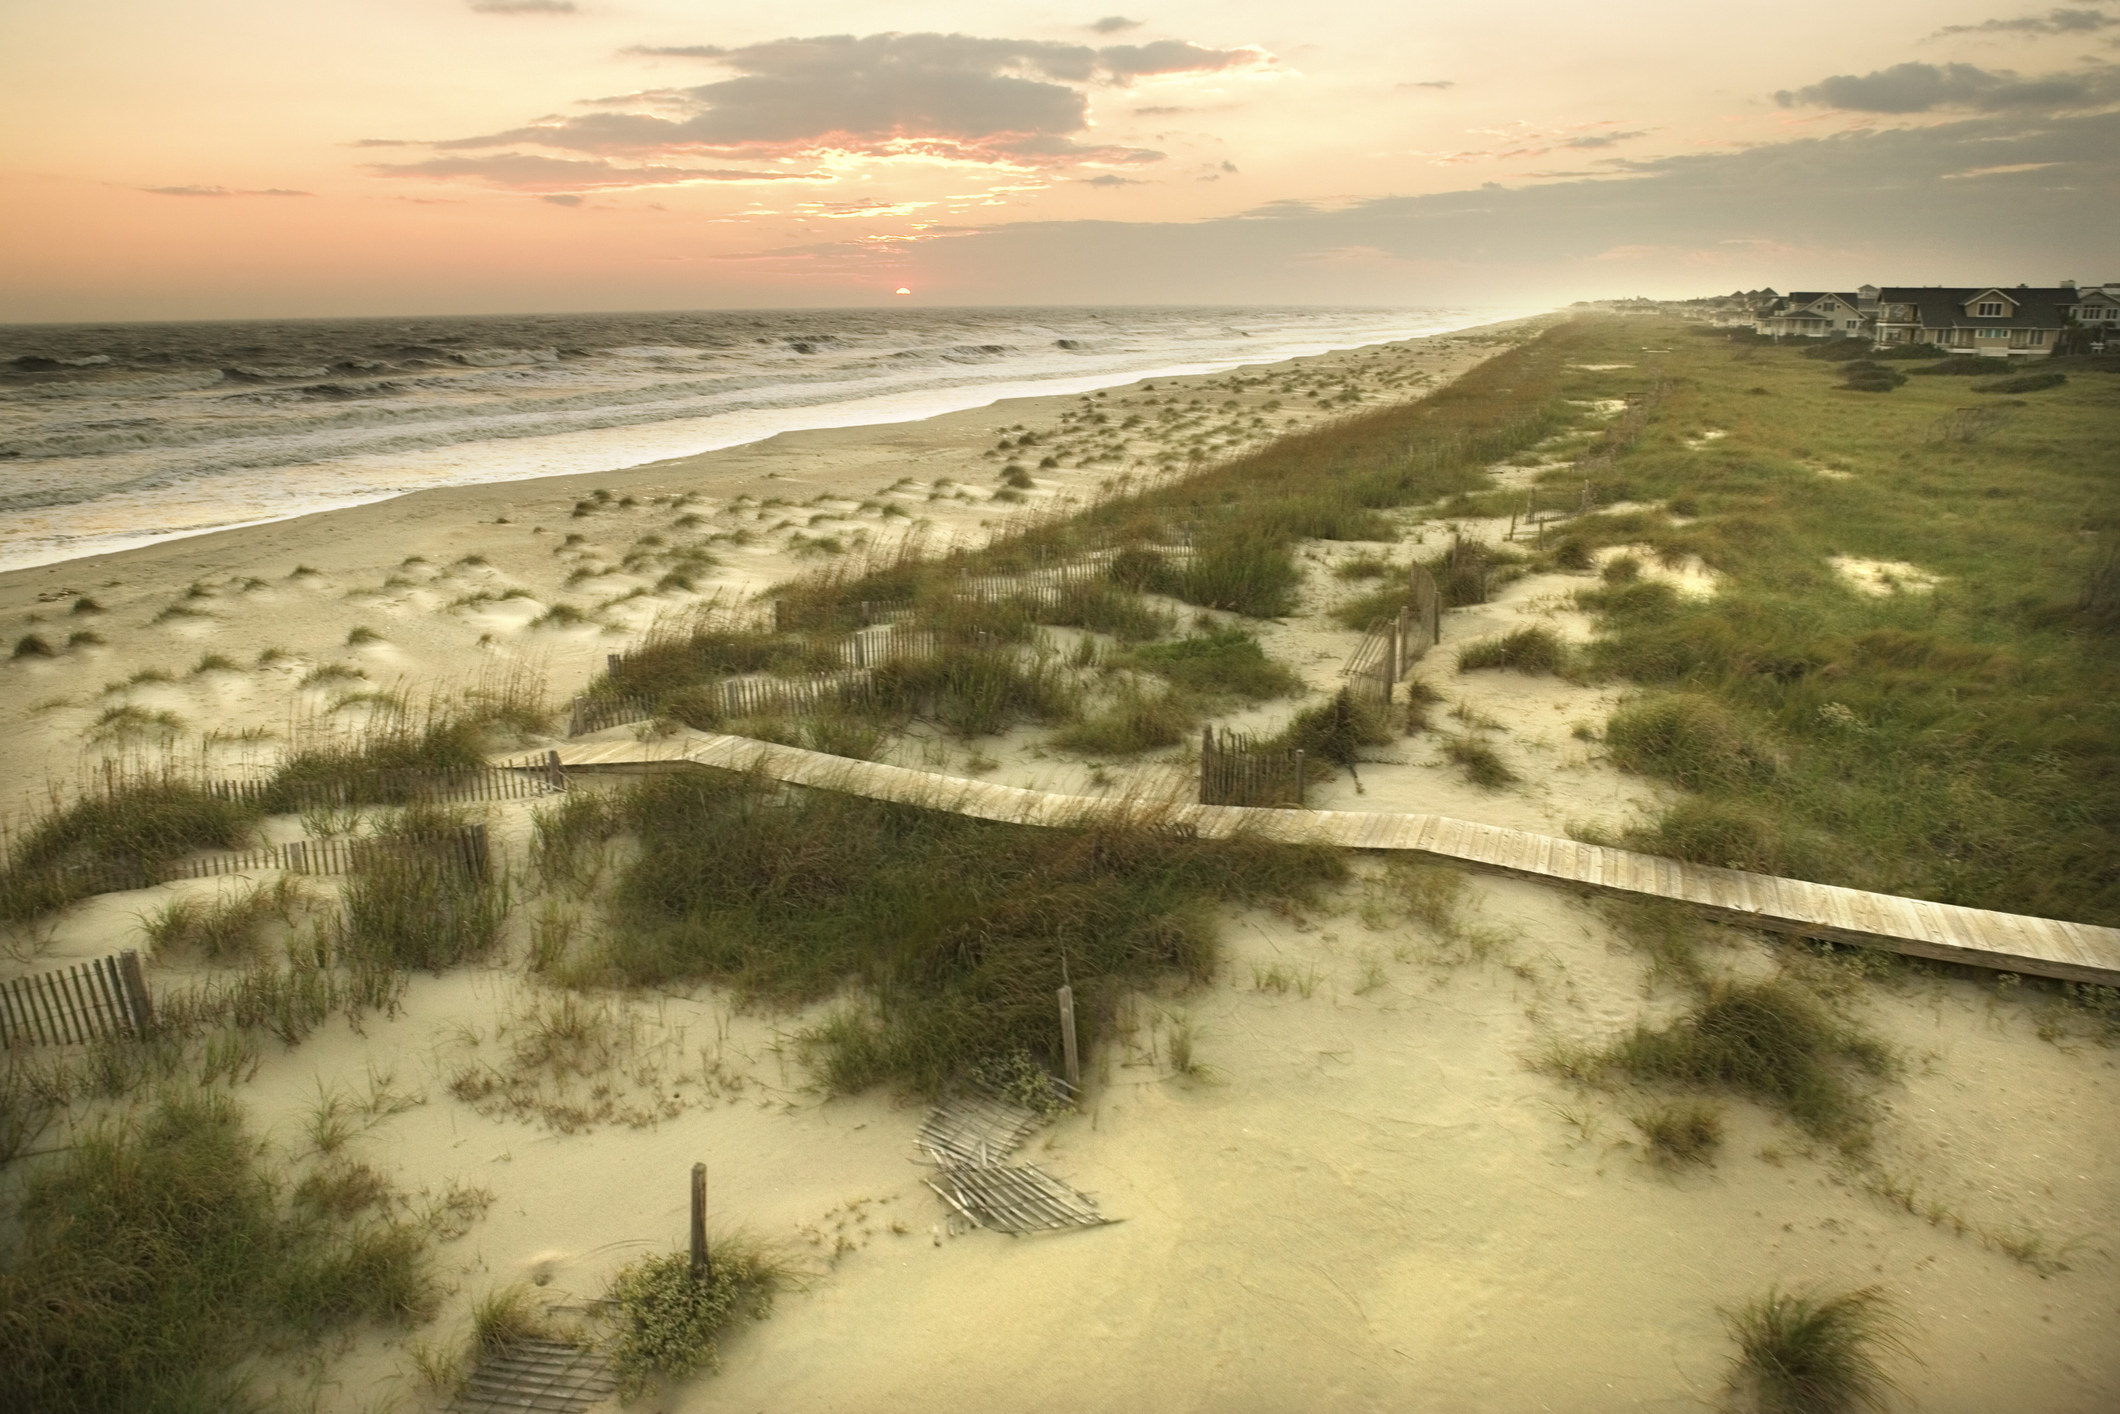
[1587,979,1890,1148]
[1457,626,1565,674]
[1722,1285,1911,1414]
[1630,1099,1724,1167]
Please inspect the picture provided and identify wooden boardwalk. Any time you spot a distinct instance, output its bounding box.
[500,733,2120,987]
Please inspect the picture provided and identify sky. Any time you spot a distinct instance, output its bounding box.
[3,0,2118,321]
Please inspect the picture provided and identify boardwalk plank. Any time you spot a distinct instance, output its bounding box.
[496,733,2120,986]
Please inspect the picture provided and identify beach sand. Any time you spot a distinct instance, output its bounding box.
[4,318,2116,1412]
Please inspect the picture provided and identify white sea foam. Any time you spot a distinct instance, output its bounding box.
[0,305,1519,570]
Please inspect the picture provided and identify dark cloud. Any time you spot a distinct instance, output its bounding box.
[540,193,585,205]
[782,108,2120,303]
[1773,59,2117,111]
[1562,129,1649,148]
[423,31,1263,170]
[368,152,811,190]
[470,1,578,12]
[143,185,312,197]
[1089,16,1143,32]
[1084,173,1144,185]
[1934,7,2118,37]
[1403,80,1455,89]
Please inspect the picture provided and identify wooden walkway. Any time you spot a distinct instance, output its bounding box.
[499,733,2120,987]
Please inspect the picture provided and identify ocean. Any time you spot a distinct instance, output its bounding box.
[0,305,1502,571]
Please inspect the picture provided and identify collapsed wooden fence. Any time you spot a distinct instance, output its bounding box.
[1,950,154,1048]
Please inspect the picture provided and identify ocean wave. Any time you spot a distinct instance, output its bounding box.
[0,304,1506,569]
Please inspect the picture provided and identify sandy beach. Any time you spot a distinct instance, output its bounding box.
[4,318,2116,1413]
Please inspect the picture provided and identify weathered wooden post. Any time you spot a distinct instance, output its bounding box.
[1292,749,1306,808]
[1057,985,1080,1094]
[116,949,154,1035]
[690,1162,711,1281]
[545,749,566,792]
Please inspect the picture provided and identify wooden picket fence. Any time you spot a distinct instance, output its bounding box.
[1199,727,1305,808]
[166,822,492,884]
[568,694,655,736]
[204,766,562,810]
[713,669,874,719]
[841,624,942,669]
[1,950,155,1048]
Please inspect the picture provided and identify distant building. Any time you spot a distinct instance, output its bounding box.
[1755,290,1873,340]
[1871,286,2076,356]
[2066,282,2120,348]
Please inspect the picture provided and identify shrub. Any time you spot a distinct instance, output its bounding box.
[1838,363,1906,393]
[1972,371,2065,394]
[12,634,55,659]
[1799,340,1875,362]
[601,1244,787,1397]
[1457,626,1564,674]
[1722,1285,1910,1414]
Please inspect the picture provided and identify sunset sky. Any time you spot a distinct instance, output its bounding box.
[4,0,2117,320]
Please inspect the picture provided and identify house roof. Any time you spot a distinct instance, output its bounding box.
[1872,287,2074,331]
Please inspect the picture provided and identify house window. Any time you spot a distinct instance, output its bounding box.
[2028,330,2045,345]
[1979,328,2006,338]
[1976,301,2005,317]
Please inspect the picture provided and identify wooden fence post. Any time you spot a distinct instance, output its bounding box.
[1057,984,1080,1093]
[1292,750,1305,808]
[116,949,154,1035]
[545,749,565,792]
[690,1162,711,1281]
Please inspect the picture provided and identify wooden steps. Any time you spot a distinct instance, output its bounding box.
[499,733,2120,987]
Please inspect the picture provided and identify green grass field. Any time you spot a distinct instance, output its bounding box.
[1546,319,2118,924]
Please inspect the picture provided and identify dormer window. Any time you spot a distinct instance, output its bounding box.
[1975,301,2005,317]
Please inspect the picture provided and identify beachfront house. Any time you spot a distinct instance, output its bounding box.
[1863,285,2074,356]
[2066,282,2120,349]
[1755,290,1872,340]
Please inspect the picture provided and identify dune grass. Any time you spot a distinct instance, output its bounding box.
[569,771,1341,1094]
[332,807,509,974]
[1722,1285,1910,1414]
[0,1087,436,1414]
[1456,625,1565,674]
[1123,627,1304,701]
[1556,978,1891,1151]
[1052,682,1196,756]
[0,776,261,924]
[1552,320,2120,923]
